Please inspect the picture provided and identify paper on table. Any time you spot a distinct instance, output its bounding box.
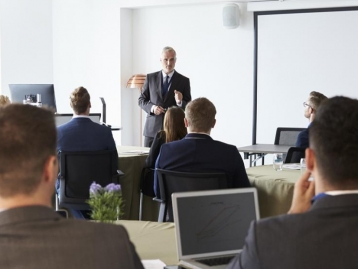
[119,150,149,155]
[282,163,301,170]
[141,259,166,269]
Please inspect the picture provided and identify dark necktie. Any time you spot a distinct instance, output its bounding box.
[162,75,170,97]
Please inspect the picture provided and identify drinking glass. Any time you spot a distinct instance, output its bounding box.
[273,153,283,171]
[300,158,306,174]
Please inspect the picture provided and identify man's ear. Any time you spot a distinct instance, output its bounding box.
[43,156,58,184]
[305,148,315,172]
[184,118,189,128]
[212,119,216,128]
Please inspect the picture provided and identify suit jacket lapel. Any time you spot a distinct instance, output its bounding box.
[156,71,163,100]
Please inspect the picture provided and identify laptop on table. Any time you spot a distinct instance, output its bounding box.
[172,188,260,269]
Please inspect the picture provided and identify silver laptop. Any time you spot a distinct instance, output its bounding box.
[172,188,260,269]
[55,113,101,127]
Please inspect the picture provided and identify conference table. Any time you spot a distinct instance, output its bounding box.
[247,164,300,218]
[238,144,291,167]
[118,220,177,266]
[117,146,159,221]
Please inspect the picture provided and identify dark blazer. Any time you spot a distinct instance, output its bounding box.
[145,131,166,168]
[0,206,144,269]
[57,117,117,152]
[295,123,311,148]
[138,70,191,138]
[226,194,358,269]
[154,133,250,196]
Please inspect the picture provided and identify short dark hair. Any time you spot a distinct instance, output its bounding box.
[185,97,216,133]
[0,104,56,197]
[70,86,90,114]
[310,96,358,187]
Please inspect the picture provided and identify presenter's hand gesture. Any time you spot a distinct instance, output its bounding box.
[154,105,165,115]
[288,170,315,214]
[174,90,183,104]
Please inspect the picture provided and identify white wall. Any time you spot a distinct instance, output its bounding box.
[131,3,254,152]
[52,0,122,143]
[0,0,53,96]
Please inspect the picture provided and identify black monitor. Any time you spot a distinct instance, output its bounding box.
[9,84,57,112]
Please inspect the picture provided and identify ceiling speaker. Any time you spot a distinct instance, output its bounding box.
[222,3,240,29]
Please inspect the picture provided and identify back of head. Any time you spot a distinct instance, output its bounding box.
[0,95,11,106]
[310,96,358,187]
[0,104,56,197]
[70,86,90,114]
[185,97,216,133]
[309,91,328,111]
[163,106,187,143]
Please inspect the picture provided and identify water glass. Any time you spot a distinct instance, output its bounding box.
[300,158,306,174]
[273,153,283,171]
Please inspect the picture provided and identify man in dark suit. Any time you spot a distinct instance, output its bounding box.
[57,86,117,218]
[295,91,327,148]
[138,46,191,147]
[154,97,250,196]
[227,96,358,269]
[0,104,144,269]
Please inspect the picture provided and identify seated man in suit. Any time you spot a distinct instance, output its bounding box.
[57,86,117,218]
[0,104,143,269]
[154,97,250,196]
[295,91,327,148]
[227,96,358,269]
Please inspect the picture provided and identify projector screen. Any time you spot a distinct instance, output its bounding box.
[253,7,358,144]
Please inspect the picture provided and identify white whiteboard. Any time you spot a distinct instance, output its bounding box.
[255,7,358,144]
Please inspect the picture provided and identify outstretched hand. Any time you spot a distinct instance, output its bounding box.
[288,170,315,214]
[174,90,183,104]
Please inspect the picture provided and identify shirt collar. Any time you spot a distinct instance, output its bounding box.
[72,115,90,119]
[162,70,175,79]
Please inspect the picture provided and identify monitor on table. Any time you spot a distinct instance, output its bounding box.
[9,84,57,112]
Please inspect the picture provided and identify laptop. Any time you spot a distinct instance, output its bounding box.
[55,113,101,127]
[172,188,260,269]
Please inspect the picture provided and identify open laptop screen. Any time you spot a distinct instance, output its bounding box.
[173,188,259,258]
[55,113,101,127]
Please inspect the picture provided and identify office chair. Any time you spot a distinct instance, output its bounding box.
[285,147,306,163]
[139,167,155,221]
[56,150,123,213]
[154,169,228,222]
[274,127,306,146]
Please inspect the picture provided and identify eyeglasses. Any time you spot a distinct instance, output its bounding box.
[303,102,311,108]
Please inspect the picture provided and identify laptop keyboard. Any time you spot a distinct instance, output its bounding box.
[196,256,235,266]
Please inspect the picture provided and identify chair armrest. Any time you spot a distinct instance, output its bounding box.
[153,197,164,203]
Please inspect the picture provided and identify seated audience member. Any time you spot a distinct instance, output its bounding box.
[0,95,10,106]
[57,86,117,219]
[145,106,187,168]
[227,96,358,269]
[0,104,144,269]
[296,91,327,148]
[154,97,250,196]
[143,107,186,197]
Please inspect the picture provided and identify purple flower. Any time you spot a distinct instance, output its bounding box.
[90,182,103,195]
[104,183,121,193]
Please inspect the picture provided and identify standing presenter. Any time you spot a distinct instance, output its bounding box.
[138,46,191,147]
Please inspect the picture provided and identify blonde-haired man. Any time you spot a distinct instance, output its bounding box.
[154,97,250,196]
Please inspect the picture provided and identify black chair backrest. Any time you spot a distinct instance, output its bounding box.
[285,147,306,163]
[58,150,119,209]
[156,169,228,222]
[274,127,306,146]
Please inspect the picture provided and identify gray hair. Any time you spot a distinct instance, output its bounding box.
[161,46,176,58]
